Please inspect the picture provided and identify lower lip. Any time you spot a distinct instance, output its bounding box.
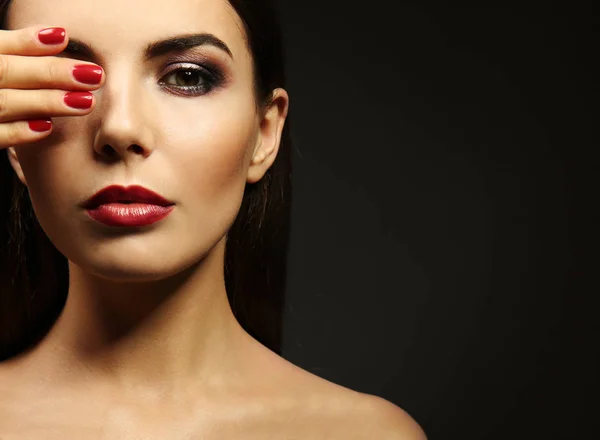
[86,203,175,227]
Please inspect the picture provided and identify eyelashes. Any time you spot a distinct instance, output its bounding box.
[158,61,226,97]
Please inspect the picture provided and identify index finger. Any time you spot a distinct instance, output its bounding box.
[0,25,68,56]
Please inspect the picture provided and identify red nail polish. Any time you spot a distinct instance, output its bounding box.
[64,92,93,109]
[28,119,52,132]
[72,64,103,85]
[38,27,65,45]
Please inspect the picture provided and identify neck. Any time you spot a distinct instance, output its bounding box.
[25,238,252,397]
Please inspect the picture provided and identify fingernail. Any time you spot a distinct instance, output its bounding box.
[64,92,93,109]
[38,27,66,45]
[28,119,52,132]
[72,64,103,85]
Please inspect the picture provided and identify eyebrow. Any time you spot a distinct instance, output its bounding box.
[62,33,234,61]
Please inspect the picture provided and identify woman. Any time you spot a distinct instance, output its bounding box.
[0,0,426,437]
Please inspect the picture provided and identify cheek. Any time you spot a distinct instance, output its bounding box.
[161,95,258,206]
[172,122,250,194]
[12,144,80,225]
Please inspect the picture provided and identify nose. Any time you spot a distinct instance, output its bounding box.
[92,67,155,161]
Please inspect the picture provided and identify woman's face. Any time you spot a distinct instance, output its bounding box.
[6,0,282,281]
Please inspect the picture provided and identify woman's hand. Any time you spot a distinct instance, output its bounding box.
[0,25,104,149]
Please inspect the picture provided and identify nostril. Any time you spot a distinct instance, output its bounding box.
[101,145,116,156]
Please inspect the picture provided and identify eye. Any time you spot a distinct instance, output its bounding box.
[159,63,221,96]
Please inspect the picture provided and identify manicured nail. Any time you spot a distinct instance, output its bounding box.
[64,92,93,109]
[28,119,52,132]
[72,64,103,85]
[38,27,66,45]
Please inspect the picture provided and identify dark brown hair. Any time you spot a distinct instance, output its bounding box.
[0,0,292,360]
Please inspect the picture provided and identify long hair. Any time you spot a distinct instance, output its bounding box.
[0,0,292,360]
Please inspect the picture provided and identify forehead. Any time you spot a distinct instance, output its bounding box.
[7,0,247,58]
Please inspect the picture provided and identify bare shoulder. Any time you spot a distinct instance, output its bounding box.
[0,360,27,429]
[251,349,426,439]
[304,384,427,440]
[347,392,428,440]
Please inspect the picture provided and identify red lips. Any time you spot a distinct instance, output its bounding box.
[83,185,174,209]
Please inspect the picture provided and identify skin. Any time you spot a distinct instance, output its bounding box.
[0,0,426,438]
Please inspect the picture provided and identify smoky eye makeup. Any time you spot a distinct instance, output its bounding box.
[157,57,229,97]
[58,44,232,98]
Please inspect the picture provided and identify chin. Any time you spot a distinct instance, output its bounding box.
[67,238,210,283]
[86,263,184,283]
[73,258,188,283]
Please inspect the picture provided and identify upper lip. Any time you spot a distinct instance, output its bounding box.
[83,185,174,209]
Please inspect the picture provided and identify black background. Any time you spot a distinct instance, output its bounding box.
[278,2,597,439]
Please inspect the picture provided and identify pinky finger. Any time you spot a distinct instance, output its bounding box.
[0,118,52,149]
[27,119,52,133]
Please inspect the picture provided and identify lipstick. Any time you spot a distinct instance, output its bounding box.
[86,203,174,227]
[83,185,175,227]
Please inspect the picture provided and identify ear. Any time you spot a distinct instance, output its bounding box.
[6,147,28,186]
[247,88,289,184]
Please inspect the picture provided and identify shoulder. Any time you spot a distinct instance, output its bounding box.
[246,345,426,438]
[290,387,427,439]
[252,382,427,440]
[348,392,427,440]
[253,358,426,439]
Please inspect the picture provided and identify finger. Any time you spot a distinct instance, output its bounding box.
[0,89,95,123]
[0,25,68,56]
[0,54,104,91]
[0,119,53,149]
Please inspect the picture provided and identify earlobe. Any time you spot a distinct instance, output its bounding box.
[6,147,28,186]
[250,139,274,166]
[247,88,289,184]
